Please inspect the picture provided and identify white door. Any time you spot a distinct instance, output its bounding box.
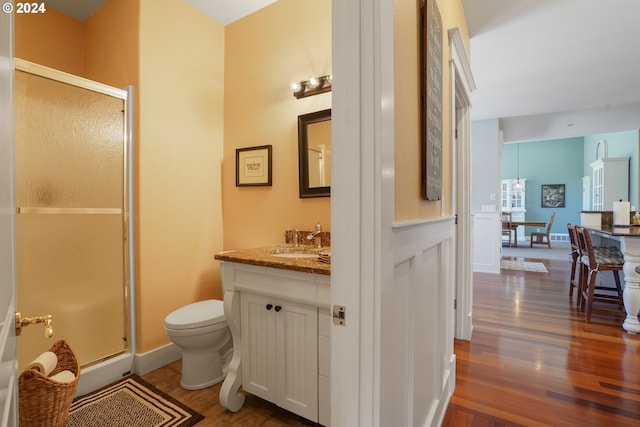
[331,0,393,425]
[333,2,471,425]
[0,3,18,426]
[450,28,475,340]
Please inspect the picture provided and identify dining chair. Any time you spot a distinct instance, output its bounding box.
[530,211,555,248]
[575,226,624,323]
[501,211,513,247]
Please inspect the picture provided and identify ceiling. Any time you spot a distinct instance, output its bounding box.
[46,0,640,143]
[462,0,640,142]
[45,0,108,21]
[45,0,276,25]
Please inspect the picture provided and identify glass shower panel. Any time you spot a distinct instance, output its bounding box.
[15,70,127,369]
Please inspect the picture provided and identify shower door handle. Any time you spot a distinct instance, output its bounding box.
[15,312,53,337]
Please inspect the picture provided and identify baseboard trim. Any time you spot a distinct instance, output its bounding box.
[134,343,182,376]
[432,353,456,427]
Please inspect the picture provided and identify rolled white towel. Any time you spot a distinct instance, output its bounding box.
[26,351,57,376]
[49,370,76,383]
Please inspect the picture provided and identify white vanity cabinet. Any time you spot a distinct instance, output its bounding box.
[241,292,318,421]
[217,260,331,425]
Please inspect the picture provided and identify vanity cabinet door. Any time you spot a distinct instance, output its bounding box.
[240,292,319,422]
[240,292,277,403]
[275,300,318,421]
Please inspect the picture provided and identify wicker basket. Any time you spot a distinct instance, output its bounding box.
[18,340,80,427]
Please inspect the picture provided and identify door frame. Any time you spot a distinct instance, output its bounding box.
[331,5,477,426]
[0,2,17,426]
[449,28,476,340]
[331,0,395,424]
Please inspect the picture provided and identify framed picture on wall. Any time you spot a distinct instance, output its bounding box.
[419,0,443,201]
[236,145,272,186]
[541,184,565,208]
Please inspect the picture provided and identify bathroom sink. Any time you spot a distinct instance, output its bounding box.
[268,246,323,259]
[270,253,319,259]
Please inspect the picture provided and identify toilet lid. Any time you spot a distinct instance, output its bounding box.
[164,299,225,330]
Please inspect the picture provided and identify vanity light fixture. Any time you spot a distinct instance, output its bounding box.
[292,75,332,99]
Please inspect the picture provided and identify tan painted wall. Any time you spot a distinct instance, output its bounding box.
[138,0,225,352]
[15,8,85,76]
[15,0,455,354]
[16,0,224,353]
[222,0,331,250]
[14,0,139,87]
[394,0,469,221]
[85,0,139,90]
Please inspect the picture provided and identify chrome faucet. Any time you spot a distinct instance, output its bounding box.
[306,222,323,248]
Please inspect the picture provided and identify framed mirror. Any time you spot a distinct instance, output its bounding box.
[298,109,331,198]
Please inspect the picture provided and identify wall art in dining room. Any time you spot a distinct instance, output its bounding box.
[541,184,565,208]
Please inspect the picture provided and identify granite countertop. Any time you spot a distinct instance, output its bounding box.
[585,224,640,237]
[214,245,331,275]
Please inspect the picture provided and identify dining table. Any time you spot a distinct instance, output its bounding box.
[585,224,640,334]
[506,220,546,248]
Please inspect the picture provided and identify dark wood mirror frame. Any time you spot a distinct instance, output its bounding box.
[298,108,331,198]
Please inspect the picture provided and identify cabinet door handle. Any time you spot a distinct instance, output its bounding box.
[274,305,282,312]
[266,304,273,310]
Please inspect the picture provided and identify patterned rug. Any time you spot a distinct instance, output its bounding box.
[501,259,548,273]
[65,375,203,427]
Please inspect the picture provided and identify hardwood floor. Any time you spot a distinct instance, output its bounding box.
[141,360,319,426]
[443,255,640,427]
[142,254,639,426]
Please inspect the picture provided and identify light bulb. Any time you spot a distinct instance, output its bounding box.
[307,78,320,88]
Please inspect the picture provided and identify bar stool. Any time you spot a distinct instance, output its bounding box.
[567,224,581,303]
[568,223,607,306]
[576,226,624,322]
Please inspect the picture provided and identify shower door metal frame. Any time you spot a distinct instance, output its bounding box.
[14,58,136,362]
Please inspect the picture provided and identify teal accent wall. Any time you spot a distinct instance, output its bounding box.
[583,130,640,208]
[502,130,640,237]
[502,137,584,236]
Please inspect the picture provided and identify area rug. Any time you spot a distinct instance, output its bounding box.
[500,259,548,273]
[65,375,204,427]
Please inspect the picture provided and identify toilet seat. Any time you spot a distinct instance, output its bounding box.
[165,299,225,330]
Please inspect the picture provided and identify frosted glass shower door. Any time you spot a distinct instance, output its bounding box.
[15,68,129,369]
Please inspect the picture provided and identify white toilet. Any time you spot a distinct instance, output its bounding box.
[164,299,232,390]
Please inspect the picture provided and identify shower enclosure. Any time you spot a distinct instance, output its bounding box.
[14,59,134,373]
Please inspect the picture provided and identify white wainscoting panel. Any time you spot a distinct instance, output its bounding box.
[472,212,501,274]
[379,218,456,426]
